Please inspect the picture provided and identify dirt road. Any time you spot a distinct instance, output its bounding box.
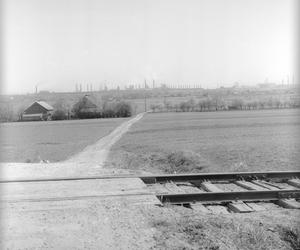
[65,112,146,165]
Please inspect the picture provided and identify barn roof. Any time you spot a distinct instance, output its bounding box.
[35,101,54,111]
[73,95,98,110]
[24,101,54,113]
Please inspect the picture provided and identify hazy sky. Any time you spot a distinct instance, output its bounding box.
[1,0,299,94]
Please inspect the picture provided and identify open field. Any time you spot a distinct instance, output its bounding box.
[106,109,300,174]
[0,118,129,163]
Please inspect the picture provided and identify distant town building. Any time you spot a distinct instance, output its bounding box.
[22,101,54,121]
[257,83,277,89]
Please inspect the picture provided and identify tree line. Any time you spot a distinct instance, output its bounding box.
[52,100,132,120]
[150,97,300,113]
[0,99,133,122]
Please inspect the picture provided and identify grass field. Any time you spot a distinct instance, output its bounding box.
[106,109,300,173]
[0,118,129,163]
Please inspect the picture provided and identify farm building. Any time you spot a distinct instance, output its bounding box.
[22,101,54,121]
[72,95,100,118]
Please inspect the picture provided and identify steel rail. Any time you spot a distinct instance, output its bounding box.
[0,193,157,203]
[0,175,136,183]
[0,171,299,184]
[140,171,300,184]
[157,189,300,204]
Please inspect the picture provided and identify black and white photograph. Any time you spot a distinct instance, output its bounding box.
[0,0,299,249]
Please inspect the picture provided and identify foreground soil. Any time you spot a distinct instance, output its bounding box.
[1,199,157,249]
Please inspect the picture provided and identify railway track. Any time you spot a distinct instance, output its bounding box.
[140,171,300,213]
[1,171,300,213]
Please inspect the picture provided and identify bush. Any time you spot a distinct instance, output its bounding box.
[280,226,300,250]
[76,111,100,119]
[101,109,115,118]
[229,98,244,110]
[151,150,209,173]
[114,101,132,117]
[51,109,67,120]
[0,103,15,122]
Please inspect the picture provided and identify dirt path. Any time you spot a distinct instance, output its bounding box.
[0,113,146,181]
[65,112,145,166]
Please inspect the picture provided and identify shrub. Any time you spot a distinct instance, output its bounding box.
[52,109,67,120]
[77,111,100,119]
[0,103,15,122]
[230,99,244,110]
[154,150,208,173]
[280,226,300,250]
[114,101,132,117]
[102,109,115,118]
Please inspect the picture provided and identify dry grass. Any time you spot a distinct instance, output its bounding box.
[105,149,211,174]
[148,206,300,250]
[280,226,300,250]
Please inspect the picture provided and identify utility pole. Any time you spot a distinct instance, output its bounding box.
[144,79,147,112]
